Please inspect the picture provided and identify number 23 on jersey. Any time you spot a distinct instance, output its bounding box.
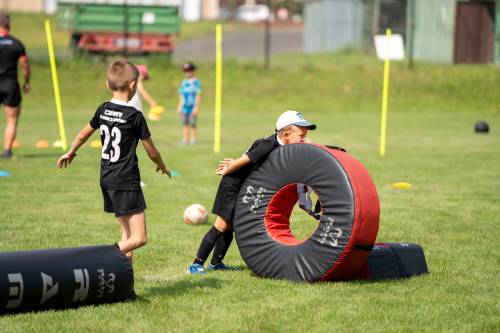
[100,125,121,163]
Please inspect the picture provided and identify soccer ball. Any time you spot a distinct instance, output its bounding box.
[184,204,208,225]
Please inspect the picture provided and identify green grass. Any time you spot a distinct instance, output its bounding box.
[1,14,500,333]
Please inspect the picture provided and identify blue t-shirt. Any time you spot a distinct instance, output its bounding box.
[179,78,202,114]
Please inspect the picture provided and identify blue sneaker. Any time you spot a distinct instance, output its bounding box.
[187,263,206,275]
[207,262,232,271]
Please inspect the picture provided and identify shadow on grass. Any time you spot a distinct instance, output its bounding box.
[17,152,62,159]
[225,264,247,272]
[247,270,423,284]
[144,276,222,298]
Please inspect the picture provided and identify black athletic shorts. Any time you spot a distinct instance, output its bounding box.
[180,113,197,128]
[0,79,21,107]
[101,187,147,217]
[212,170,248,222]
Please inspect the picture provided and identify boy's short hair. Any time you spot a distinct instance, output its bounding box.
[107,58,139,92]
[0,13,10,28]
[182,62,196,72]
[277,125,294,138]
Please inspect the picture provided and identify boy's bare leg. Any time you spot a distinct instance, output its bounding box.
[214,216,232,232]
[182,125,189,143]
[3,105,20,151]
[118,217,133,259]
[190,127,197,144]
[117,211,147,255]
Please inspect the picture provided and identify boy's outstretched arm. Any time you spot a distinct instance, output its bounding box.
[57,124,96,168]
[216,155,251,176]
[137,80,157,108]
[141,137,171,178]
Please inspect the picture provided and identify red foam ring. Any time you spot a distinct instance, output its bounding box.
[264,184,302,245]
[317,145,380,281]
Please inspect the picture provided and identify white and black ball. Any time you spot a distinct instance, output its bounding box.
[183,204,208,225]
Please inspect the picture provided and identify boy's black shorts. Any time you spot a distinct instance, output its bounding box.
[180,113,197,128]
[101,187,147,217]
[212,173,247,222]
[0,79,21,107]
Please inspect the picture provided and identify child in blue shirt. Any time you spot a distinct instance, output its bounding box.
[176,62,201,145]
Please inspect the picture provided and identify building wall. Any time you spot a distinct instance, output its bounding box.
[202,0,219,20]
[304,0,362,53]
[0,0,45,13]
[411,0,456,63]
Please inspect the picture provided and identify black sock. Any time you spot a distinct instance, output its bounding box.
[210,230,234,265]
[193,226,223,265]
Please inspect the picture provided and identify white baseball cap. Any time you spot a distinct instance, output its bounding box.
[275,110,316,131]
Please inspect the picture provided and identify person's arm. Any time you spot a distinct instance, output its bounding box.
[19,56,30,93]
[192,94,201,116]
[141,137,171,178]
[216,154,251,176]
[57,124,96,168]
[176,94,183,115]
[137,80,157,108]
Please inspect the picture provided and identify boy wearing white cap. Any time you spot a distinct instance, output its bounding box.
[187,111,316,274]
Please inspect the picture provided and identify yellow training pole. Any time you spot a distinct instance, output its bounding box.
[214,24,222,154]
[379,28,392,157]
[45,20,67,151]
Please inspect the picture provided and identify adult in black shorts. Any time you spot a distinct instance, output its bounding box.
[187,111,316,274]
[0,13,30,158]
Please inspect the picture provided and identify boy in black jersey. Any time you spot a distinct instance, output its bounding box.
[0,13,30,158]
[187,111,316,274]
[57,59,170,280]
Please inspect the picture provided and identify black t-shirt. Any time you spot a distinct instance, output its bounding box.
[246,134,281,169]
[0,34,26,80]
[226,134,281,182]
[89,101,151,190]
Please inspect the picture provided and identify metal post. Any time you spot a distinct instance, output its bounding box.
[264,0,271,69]
[408,0,416,69]
[123,0,129,57]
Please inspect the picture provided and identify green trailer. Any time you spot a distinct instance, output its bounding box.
[57,2,181,55]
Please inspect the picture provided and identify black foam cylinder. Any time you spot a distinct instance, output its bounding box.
[0,245,133,314]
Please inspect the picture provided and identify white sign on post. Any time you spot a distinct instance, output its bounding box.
[374,34,405,61]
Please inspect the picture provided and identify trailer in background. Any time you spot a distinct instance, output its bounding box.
[57,1,181,56]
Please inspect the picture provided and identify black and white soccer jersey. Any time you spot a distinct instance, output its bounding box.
[89,100,151,190]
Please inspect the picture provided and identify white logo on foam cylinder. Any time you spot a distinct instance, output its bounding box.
[73,269,90,302]
[40,272,58,304]
[6,273,24,309]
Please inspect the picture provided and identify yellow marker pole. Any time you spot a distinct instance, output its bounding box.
[45,20,67,151]
[379,28,391,157]
[214,24,222,154]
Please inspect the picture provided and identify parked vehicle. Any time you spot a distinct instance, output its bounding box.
[235,4,270,23]
[57,1,181,55]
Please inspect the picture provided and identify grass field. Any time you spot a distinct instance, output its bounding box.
[0,13,499,333]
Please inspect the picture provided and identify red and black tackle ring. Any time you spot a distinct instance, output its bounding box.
[233,144,380,282]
